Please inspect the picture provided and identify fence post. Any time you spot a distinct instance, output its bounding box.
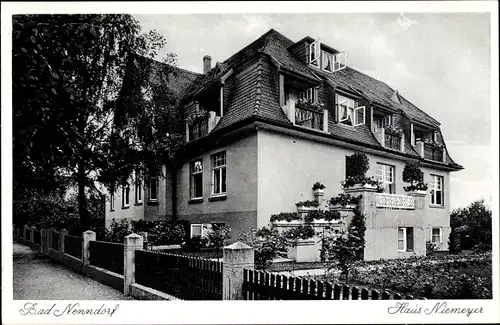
[16,228,21,242]
[124,233,143,295]
[60,229,68,252]
[223,241,254,300]
[30,226,36,243]
[23,225,28,241]
[48,228,54,252]
[82,230,96,266]
[40,229,47,254]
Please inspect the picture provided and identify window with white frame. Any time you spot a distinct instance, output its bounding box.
[299,88,318,103]
[432,227,442,244]
[309,40,320,67]
[149,177,158,201]
[211,151,226,196]
[334,52,346,71]
[321,51,334,72]
[190,159,203,199]
[375,115,392,129]
[190,223,212,238]
[430,174,444,206]
[398,227,414,252]
[122,185,130,208]
[376,163,395,194]
[336,94,365,126]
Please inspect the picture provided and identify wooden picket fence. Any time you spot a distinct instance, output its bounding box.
[135,250,223,300]
[243,269,416,300]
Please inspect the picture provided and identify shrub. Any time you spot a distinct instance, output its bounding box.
[147,221,187,246]
[104,218,132,243]
[312,182,326,191]
[448,227,462,254]
[330,193,359,207]
[304,210,341,223]
[346,150,369,179]
[450,200,491,252]
[270,212,301,223]
[426,241,437,256]
[239,226,289,270]
[295,200,319,207]
[282,225,316,240]
[204,224,231,252]
[402,161,428,192]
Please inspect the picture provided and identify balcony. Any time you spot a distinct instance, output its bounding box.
[372,125,404,152]
[281,94,328,132]
[186,111,221,142]
[295,106,325,131]
[415,140,445,162]
[375,193,415,210]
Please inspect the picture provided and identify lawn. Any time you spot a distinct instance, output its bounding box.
[303,253,492,299]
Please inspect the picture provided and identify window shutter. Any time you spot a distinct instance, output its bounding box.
[406,227,414,251]
[354,106,366,126]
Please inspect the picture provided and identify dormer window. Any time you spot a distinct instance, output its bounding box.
[322,51,334,72]
[309,40,320,67]
[336,94,365,126]
[375,115,392,129]
[334,52,346,71]
[300,87,318,103]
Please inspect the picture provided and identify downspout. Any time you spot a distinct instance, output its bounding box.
[171,165,177,221]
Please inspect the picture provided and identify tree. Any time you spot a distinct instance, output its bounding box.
[450,200,491,252]
[402,161,428,191]
[13,14,183,230]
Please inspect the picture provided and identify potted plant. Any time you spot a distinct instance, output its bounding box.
[342,151,382,191]
[312,181,326,195]
[402,161,428,195]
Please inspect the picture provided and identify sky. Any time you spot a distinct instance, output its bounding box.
[134,13,492,210]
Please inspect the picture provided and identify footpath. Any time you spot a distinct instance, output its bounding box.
[13,243,133,300]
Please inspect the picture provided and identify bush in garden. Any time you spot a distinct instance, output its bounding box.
[104,218,132,243]
[450,200,491,252]
[448,227,462,254]
[426,241,437,256]
[282,224,316,240]
[239,226,289,270]
[204,224,231,252]
[147,221,187,246]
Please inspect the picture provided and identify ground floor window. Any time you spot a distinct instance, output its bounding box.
[432,227,442,244]
[122,185,130,208]
[398,227,414,252]
[190,223,212,238]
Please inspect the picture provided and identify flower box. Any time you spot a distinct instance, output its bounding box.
[405,190,427,197]
[297,206,318,213]
[344,183,379,193]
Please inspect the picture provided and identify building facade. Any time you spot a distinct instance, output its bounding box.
[105,29,462,259]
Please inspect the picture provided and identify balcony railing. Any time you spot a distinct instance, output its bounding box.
[295,106,324,131]
[424,143,444,162]
[188,118,209,141]
[384,133,402,151]
[375,193,415,210]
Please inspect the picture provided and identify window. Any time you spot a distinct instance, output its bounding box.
[211,151,227,195]
[322,51,334,72]
[190,159,203,199]
[376,163,395,194]
[190,223,212,238]
[135,182,142,204]
[110,194,115,211]
[334,52,346,71]
[122,185,130,208]
[375,115,392,129]
[398,227,414,252]
[300,88,318,103]
[432,228,442,244]
[430,175,444,206]
[309,40,320,67]
[336,94,365,126]
[149,177,158,201]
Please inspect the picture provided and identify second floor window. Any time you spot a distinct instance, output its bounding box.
[376,163,395,194]
[430,174,444,206]
[211,151,226,196]
[122,185,130,208]
[149,177,158,201]
[190,159,203,199]
[336,94,365,126]
[299,88,318,103]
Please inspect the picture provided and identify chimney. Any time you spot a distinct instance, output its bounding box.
[203,55,212,74]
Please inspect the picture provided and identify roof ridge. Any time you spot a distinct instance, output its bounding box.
[399,94,440,126]
[132,53,202,78]
[253,58,264,115]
